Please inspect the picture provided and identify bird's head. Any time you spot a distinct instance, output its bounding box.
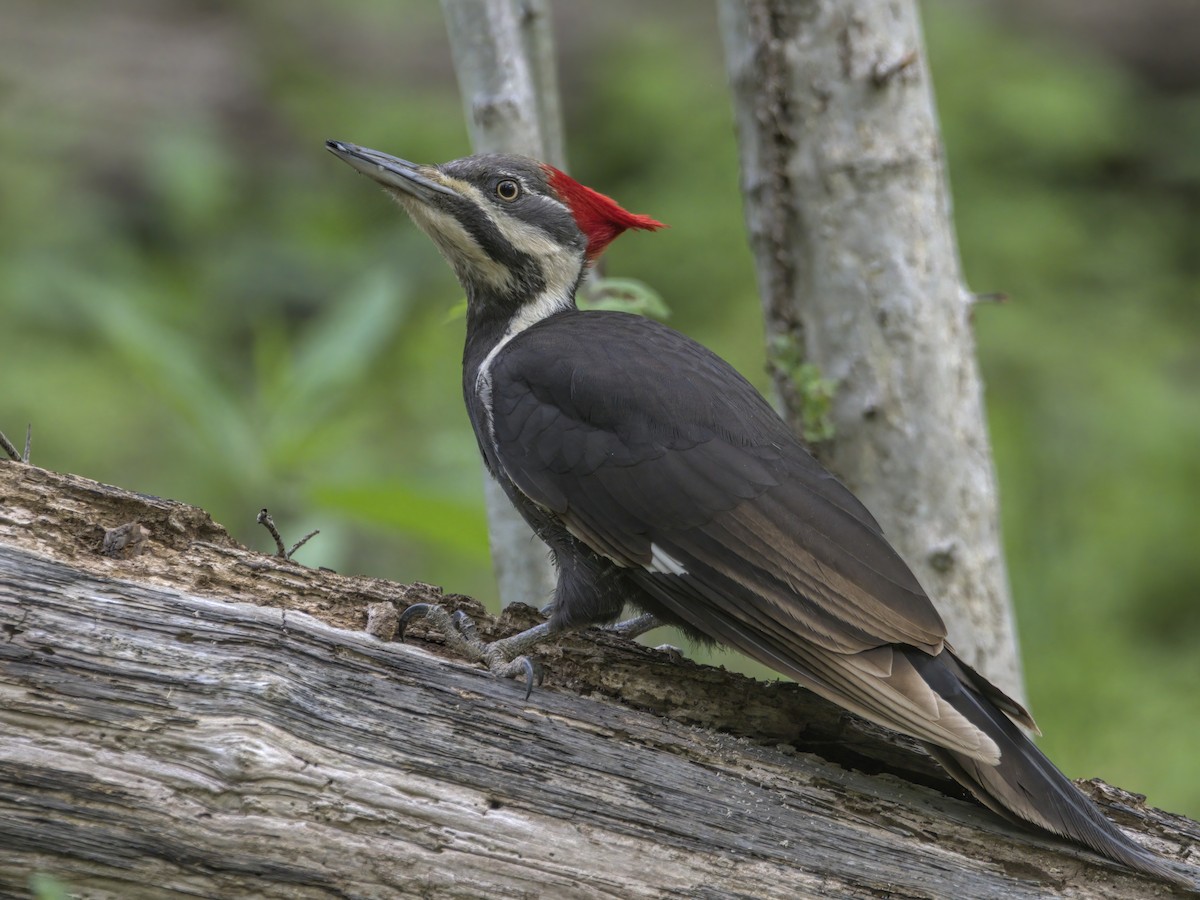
[327,141,664,321]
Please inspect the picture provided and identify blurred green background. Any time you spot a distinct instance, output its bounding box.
[1,1,1196,815]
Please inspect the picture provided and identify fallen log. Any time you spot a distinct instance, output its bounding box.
[0,461,1195,898]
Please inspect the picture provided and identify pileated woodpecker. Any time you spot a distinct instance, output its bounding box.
[327,139,1187,886]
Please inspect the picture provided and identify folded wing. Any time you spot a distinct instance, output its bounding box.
[488,310,1016,761]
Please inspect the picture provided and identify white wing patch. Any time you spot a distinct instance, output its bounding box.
[647,544,688,576]
[494,214,582,303]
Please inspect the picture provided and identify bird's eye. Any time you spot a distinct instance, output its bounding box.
[496,179,520,201]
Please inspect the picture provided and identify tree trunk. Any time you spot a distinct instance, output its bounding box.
[718,0,1024,700]
[440,0,564,610]
[0,461,1195,898]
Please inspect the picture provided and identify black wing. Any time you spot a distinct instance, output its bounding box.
[488,310,999,759]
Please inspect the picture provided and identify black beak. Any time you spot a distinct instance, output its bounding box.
[326,140,457,203]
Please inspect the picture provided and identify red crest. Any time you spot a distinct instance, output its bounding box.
[543,166,666,261]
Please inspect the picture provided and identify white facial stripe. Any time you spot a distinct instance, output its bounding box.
[646,544,688,576]
[450,172,569,219]
[449,177,584,303]
[400,175,583,305]
[444,177,491,209]
[496,215,582,302]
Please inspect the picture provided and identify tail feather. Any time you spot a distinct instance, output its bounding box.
[913,650,1194,888]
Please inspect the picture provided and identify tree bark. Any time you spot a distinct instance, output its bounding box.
[718,0,1024,699]
[440,0,564,610]
[0,460,1196,898]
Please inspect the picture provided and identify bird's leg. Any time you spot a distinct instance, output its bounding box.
[397,603,547,699]
[603,612,665,640]
[604,613,683,660]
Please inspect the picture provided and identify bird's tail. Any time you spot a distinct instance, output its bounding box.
[914,651,1194,888]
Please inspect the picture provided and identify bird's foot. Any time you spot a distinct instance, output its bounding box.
[397,603,548,700]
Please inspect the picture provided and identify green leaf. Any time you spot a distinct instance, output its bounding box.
[578,277,670,320]
[767,336,836,443]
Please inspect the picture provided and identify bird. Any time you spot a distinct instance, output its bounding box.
[326,138,1191,887]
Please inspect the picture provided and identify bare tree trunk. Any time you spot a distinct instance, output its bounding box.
[0,461,1195,897]
[718,0,1024,699]
[439,0,564,610]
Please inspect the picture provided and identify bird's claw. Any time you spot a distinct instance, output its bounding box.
[451,609,479,642]
[397,602,544,699]
[397,602,438,642]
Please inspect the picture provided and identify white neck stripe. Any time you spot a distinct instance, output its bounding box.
[475,288,574,450]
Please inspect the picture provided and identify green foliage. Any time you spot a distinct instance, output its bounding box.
[767,336,836,443]
[1,0,1197,819]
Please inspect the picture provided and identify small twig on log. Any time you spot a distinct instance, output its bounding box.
[287,529,320,559]
[256,508,319,560]
[256,508,287,557]
[2,424,33,463]
[0,430,19,462]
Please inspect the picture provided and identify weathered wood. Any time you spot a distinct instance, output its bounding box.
[718,0,1024,700]
[0,461,1196,898]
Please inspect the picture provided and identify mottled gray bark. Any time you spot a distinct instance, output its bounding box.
[0,462,1195,898]
[440,0,563,609]
[718,0,1024,699]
